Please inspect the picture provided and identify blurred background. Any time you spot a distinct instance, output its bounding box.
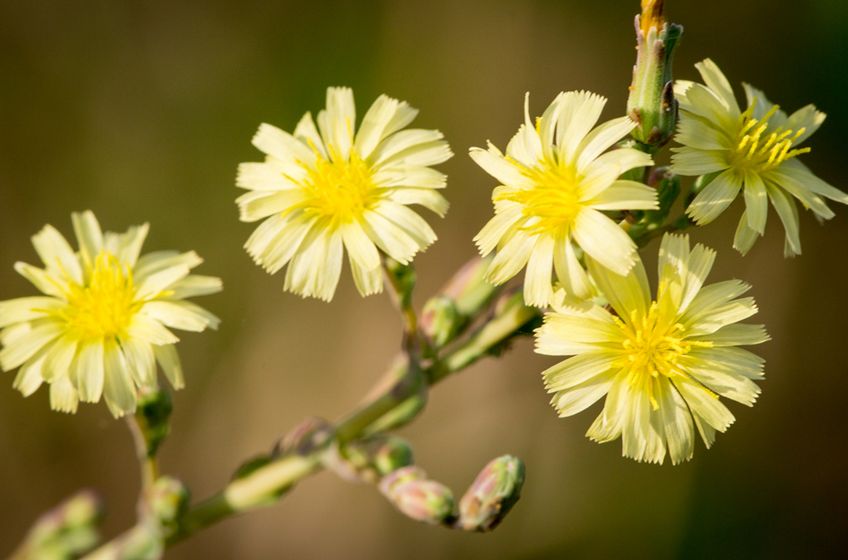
[1,0,846,558]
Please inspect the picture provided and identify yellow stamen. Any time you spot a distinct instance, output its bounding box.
[297,149,379,226]
[495,158,584,236]
[60,252,139,340]
[731,101,811,173]
[614,294,712,410]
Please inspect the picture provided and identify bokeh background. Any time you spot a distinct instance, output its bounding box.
[1,0,846,558]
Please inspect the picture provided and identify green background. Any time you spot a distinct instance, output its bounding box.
[1,1,846,558]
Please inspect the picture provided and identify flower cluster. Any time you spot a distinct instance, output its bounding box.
[1,58,842,466]
[465,54,843,461]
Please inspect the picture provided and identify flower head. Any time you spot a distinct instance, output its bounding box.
[672,59,847,256]
[237,87,452,301]
[0,211,221,417]
[471,91,656,307]
[536,234,768,464]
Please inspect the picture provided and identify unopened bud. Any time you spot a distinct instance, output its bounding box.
[380,469,455,526]
[421,257,498,348]
[458,455,525,532]
[14,490,102,558]
[328,436,414,483]
[135,388,173,457]
[384,258,416,307]
[372,437,415,477]
[151,476,189,527]
[421,296,460,348]
[443,256,497,315]
[626,0,683,149]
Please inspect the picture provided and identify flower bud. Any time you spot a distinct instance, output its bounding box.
[327,436,414,483]
[421,296,460,348]
[626,0,683,149]
[421,257,498,348]
[373,437,415,477]
[380,469,455,526]
[14,490,102,558]
[151,476,189,527]
[458,455,525,532]
[135,388,173,457]
[384,258,417,307]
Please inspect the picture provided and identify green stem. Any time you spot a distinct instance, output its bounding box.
[383,260,421,356]
[166,289,538,546]
[126,416,158,508]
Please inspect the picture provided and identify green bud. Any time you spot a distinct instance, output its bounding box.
[689,171,720,206]
[384,258,416,308]
[458,455,525,532]
[150,476,189,527]
[379,468,455,525]
[421,296,461,348]
[135,388,173,458]
[13,490,102,559]
[626,0,683,149]
[649,166,681,222]
[373,437,415,477]
[442,256,496,315]
[421,257,498,349]
[327,436,414,483]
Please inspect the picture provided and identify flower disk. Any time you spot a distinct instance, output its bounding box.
[535,234,769,464]
[0,211,222,417]
[471,91,657,307]
[671,59,847,256]
[237,87,452,301]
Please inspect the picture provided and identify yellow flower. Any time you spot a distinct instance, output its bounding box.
[536,234,768,464]
[471,92,656,307]
[237,87,452,301]
[672,59,847,256]
[0,211,222,417]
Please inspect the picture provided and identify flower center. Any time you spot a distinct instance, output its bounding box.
[300,151,378,225]
[614,300,707,409]
[63,252,139,340]
[497,159,583,235]
[730,103,810,173]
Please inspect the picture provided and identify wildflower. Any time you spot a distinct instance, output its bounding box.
[0,211,221,417]
[672,59,847,255]
[471,91,656,307]
[237,87,452,301]
[536,234,768,464]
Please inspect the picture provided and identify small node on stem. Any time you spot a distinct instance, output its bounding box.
[328,436,415,483]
